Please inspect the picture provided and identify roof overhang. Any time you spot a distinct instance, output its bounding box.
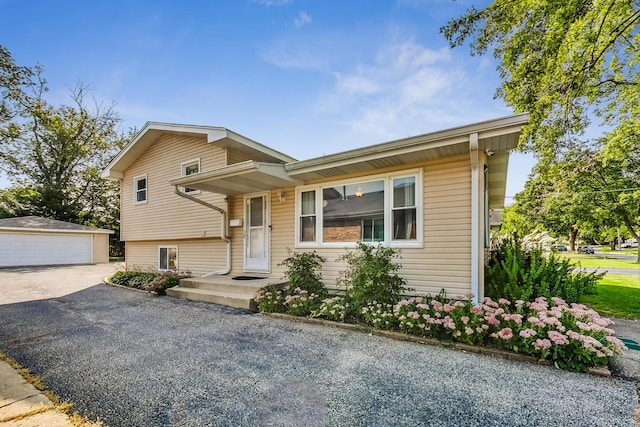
[168,160,302,195]
[285,113,528,182]
[486,152,510,209]
[101,122,296,180]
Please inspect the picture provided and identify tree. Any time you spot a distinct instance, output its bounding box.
[0,44,42,125]
[510,145,599,251]
[0,45,125,255]
[575,123,640,261]
[441,1,640,159]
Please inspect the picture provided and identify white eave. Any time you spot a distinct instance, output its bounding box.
[169,160,302,195]
[284,113,528,182]
[101,122,296,180]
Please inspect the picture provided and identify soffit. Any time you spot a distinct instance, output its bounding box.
[168,161,302,196]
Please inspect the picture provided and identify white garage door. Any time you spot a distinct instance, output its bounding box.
[0,233,92,267]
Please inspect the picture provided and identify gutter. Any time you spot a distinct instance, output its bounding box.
[173,186,231,275]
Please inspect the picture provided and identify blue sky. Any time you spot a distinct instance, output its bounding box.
[1,0,535,202]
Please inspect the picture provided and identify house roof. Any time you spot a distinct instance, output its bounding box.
[0,216,114,234]
[104,114,528,208]
[101,122,297,180]
[285,113,527,180]
[168,160,302,196]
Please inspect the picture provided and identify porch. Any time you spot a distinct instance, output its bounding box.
[166,275,287,311]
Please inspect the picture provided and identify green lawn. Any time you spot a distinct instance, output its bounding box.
[580,274,640,319]
[559,253,640,270]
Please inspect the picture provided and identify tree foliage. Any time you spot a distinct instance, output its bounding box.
[0,45,126,255]
[441,1,640,158]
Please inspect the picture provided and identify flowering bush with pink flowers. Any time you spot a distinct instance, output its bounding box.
[361,302,396,330]
[390,294,626,372]
[312,296,350,322]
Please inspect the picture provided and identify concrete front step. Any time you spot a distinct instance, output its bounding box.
[167,286,258,311]
[179,277,281,294]
[166,275,288,311]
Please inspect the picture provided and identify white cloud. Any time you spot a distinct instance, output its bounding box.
[294,11,311,28]
[256,0,293,6]
[315,41,477,139]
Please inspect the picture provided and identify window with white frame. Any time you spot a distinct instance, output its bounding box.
[159,246,177,270]
[296,170,422,247]
[180,159,200,194]
[133,175,147,204]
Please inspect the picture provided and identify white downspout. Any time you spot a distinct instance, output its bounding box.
[469,133,480,305]
[173,186,231,275]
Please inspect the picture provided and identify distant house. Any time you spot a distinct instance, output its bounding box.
[101,114,527,304]
[0,216,113,267]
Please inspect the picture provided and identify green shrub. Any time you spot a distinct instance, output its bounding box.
[109,270,157,289]
[145,271,190,295]
[278,249,328,297]
[485,235,602,303]
[255,285,288,313]
[337,242,410,316]
[312,297,350,322]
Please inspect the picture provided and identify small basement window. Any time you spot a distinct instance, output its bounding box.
[159,246,177,271]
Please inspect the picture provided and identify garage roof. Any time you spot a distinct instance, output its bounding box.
[0,216,114,234]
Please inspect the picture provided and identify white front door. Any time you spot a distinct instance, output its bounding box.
[244,192,270,272]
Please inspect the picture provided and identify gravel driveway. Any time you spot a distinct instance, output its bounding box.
[0,274,638,426]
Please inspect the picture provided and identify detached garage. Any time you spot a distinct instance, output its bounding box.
[0,216,114,267]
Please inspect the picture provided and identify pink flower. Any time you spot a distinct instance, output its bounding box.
[498,298,511,305]
[533,338,552,350]
[519,328,537,339]
[470,306,483,315]
[460,316,470,324]
[465,327,474,335]
[487,316,501,326]
[497,327,513,340]
[547,330,569,345]
[444,304,454,313]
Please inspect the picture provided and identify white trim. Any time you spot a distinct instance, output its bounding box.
[133,174,148,205]
[180,158,201,195]
[294,168,423,248]
[0,227,112,235]
[470,133,480,306]
[243,191,271,273]
[158,245,178,271]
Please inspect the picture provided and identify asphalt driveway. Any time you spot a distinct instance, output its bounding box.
[0,268,638,426]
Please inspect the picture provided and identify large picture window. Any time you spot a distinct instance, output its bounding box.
[159,246,177,271]
[296,170,422,247]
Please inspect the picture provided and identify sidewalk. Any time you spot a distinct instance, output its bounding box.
[0,360,73,426]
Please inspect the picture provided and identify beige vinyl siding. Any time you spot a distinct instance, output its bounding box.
[252,155,473,297]
[92,233,110,263]
[125,239,227,276]
[121,134,227,241]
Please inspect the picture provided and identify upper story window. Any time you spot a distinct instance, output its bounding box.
[295,169,422,248]
[180,159,200,194]
[134,175,147,204]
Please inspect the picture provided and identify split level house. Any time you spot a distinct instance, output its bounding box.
[101,113,528,307]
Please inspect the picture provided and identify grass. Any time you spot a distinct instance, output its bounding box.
[0,352,102,426]
[581,274,640,319]
[558,253,639,269]
[556,253,640,319]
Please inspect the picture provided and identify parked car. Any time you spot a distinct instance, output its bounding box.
[554,244,568,252]
[621,239,638,249]
[577,245,594,254]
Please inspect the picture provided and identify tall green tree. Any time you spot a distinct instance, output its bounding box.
[441,1,640,158]
[576,123,640,261]
[0,45,125,254]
